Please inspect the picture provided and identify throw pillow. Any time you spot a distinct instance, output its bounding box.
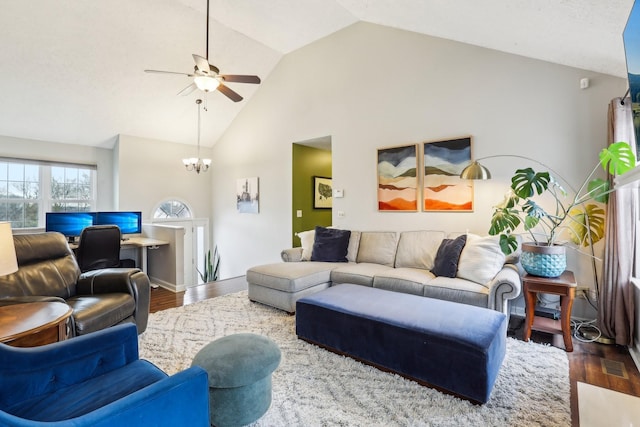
[310,226,351,262]
[457,234,506,286]
[431,234,467,278]
[297,229,316,261]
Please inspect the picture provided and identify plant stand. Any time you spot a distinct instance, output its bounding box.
[523,270,577,352]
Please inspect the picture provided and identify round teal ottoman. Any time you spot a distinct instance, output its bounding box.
[191,333,281,427]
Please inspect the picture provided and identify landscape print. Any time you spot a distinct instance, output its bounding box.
[423,137,473,211]
[377,144,418,211]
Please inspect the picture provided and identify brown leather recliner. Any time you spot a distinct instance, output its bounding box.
[0,232,150,336]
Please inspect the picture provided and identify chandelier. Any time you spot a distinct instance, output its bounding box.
[182,98,211,173]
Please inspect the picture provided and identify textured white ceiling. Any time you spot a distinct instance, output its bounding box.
[0,0,634,148]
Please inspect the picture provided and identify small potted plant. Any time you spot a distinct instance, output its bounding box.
[197,246,221,283]
[488,141,636,277]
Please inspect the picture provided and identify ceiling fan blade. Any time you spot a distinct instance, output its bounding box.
[145,69,194,77]
[217,84,243,102]
[177,83,198,96]
[192,54,211,74]
[220,75,261,84]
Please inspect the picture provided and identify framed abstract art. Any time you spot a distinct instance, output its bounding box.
[377,144,418,211]
[423,137,473,211]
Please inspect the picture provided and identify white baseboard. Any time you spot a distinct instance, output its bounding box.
[149,277,186,293]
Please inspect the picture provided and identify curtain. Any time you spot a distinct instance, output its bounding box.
[598,97,638,345]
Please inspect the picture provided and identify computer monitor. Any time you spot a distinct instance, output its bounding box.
[45,212,97,242]
[94,211,142,235]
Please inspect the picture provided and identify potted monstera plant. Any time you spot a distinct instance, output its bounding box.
[488,141,636,277]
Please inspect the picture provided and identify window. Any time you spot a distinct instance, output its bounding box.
[0,159,96,229]
[0,162,39,228]
[153,200,192,219]
[50,166,93,212]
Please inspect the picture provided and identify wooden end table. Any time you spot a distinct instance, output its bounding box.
[523,270,577,352]
[0,301,73,347]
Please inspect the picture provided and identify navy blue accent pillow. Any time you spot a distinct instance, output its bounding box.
[310,226,351,262]
[431,234,467,278]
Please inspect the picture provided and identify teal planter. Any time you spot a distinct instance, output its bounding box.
[521,242,566,278]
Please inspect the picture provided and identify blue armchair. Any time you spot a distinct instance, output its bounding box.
[0,324,210,426]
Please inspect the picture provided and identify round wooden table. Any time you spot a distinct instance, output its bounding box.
[0,302,73,347]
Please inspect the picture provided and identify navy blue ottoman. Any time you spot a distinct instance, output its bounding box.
[296,284,506,404]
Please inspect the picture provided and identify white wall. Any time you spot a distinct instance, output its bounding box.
[116,134,213,221]
[211,22,627,288]
[0,134,114,209]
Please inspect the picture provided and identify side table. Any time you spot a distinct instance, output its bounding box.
[0,302,73,347]
[523,270,577,352]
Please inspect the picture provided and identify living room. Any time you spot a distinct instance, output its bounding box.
[1,1,640,426]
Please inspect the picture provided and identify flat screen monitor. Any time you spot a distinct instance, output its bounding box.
[95,211,142,235]
[45,212,96,239]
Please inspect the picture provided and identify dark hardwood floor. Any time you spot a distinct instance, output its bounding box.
[149,278,640,426]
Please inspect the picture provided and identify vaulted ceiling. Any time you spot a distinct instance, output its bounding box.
[0,0,634,149]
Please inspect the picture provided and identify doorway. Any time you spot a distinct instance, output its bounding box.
[291,136,332,247]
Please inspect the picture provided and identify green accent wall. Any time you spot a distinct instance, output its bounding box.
[292,144,332,246]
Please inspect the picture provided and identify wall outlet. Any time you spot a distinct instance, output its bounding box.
[296,210,302,218]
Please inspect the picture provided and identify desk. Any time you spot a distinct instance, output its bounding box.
[523,271,577,352]
[122,237,169,274]
[71,237,168,274]
[0,302,73,347]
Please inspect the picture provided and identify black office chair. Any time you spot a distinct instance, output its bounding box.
[76,225,136,273]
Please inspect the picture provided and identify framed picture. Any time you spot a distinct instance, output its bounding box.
[237,177,259,213]
[377,144,418,211]
[313,176,332,209]
[423,136,473,211]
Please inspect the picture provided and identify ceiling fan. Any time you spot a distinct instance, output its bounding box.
[144,0,260,102]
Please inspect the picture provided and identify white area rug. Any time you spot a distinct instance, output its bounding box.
[139,291,571,426]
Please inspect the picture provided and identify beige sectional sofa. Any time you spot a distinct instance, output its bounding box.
[246,230,522,315]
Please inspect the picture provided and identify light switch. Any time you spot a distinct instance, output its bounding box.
[296,210,303,218]
[334,189,344,198]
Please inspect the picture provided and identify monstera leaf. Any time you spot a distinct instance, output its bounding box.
[599,141,636,175]
[511,168,551,198]
[489,207,521,235]
[587,178,610,203]
[567,204,606,246]
[499,234,519,255]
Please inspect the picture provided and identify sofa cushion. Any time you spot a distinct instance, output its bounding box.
[5,359,167,421]
[356,232,398,267]
[1,233,80,298]
[346,231,361,263]
[424,276,490,308]
[311,227,351,262]
[394,230,445,270]
[297,229,316,261]
[457,234,506,286]
[331,263,395,287]
[431,234,467,278]
[67,293,136,335]
[372,268,435,296]
[298,229,361,262]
